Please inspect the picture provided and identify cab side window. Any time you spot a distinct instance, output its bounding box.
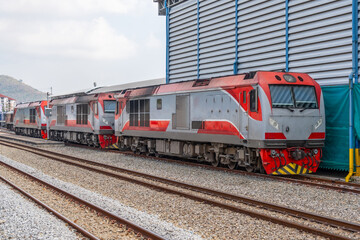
[157,99,162,110]
[249,89,258,112]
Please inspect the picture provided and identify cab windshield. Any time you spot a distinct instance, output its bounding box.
[104,100,116,113]
[269,85,318,109]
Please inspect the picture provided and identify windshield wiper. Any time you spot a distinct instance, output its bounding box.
[299,106,312,112]
[286,107,295,112]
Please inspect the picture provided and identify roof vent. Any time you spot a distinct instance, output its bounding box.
[192,79,210,87]
[244,71,257,79]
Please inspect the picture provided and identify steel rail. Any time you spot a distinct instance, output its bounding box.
[285,175,360,188]
[2,140,359,232]
[0,175,100,240]
[1,137,359,193]
[67,142,360,194]
[12,141,360,232]
[0,161,165,240]
[0,141,357,240]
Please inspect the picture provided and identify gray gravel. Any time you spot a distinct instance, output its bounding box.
[42,145,360,224]
[0,154,203,240]
[0,182,79,240]
[0,146,328,239]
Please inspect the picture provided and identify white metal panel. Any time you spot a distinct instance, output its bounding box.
[198,0,236,79]
[167,0,355,85]
[169,0,198,82]
[237,0,286,73]
[288,0,352,85]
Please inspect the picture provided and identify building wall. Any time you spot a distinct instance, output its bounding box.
[0,97,16,112]
[165,0,357,85]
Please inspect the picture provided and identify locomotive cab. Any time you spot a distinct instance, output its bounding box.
[92,94,117,148]
[254,72,325,174]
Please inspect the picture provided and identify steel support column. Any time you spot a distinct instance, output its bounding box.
[346,0,359,181]
[285,0,289,72]
[196,0,200,79]
[233,0,239,75]
[165,0,170,84]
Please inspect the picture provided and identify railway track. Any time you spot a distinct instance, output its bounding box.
[64,142,360,195]
[0,159,164,240]
[0,174,99,240]
[0,140,359,240]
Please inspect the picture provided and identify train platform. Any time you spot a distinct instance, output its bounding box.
[0,130,63,146]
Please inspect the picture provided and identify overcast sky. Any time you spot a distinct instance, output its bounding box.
[0,0,165,95]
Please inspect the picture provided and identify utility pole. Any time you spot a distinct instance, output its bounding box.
[46,92,50,140]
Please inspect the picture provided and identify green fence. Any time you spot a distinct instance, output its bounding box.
[321,84,360,171]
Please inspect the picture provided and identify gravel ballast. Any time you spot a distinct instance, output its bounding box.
[0,154,203,240]
[0,146,329,240]
[0,182,80,240]
[41,145,360,223]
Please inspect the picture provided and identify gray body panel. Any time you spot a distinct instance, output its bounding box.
[115,84,325,149]
[49,102,115,134]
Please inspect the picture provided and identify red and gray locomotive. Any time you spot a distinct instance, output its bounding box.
[13,101,48,139]
[114,71,325,175]
[11,71,325,175]
[47,92,117,148]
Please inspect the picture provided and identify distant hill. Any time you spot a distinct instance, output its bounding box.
[0,75,47,103]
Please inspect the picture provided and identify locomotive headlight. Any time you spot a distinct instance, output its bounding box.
[314,118,322,130]
[313,149,318,155]
[269,117,279,130]
[102,118,109,125]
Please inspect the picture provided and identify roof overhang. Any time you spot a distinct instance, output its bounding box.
[153,0,188,15]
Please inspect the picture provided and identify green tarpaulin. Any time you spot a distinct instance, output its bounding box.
[321,84,360,171]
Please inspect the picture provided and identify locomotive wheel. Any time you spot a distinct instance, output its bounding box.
[211,159,219,167]
[245,165,255,172]
[258,159,265,174]
[206,152,219,167]
[227,162,237,170]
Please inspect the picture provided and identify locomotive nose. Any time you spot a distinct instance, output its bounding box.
[290,148,306,160]
[269,115,322,140]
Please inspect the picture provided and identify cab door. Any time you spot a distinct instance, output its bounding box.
[117,98,126,132]
[248,87,259,140]
[239,90,248,139]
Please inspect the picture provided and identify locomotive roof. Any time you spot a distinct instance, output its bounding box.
[49,93,113,105]
[114,71,316,99]
[51,78,165,100]
[15,101,46,109]
[89,78,165,94]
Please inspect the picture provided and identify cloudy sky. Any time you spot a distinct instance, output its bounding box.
[0,0,165,94]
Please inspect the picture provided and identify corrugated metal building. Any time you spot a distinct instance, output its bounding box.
[154,0,360,174]
[154,0,358,85]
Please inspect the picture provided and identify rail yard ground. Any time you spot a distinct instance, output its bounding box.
[0,133,359,240]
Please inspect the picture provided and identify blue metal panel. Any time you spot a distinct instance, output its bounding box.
[285,0,289,72]
[352,0,358,83]
[233,0,239,74]
[165,0,169,83]
[196,0,200,79]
